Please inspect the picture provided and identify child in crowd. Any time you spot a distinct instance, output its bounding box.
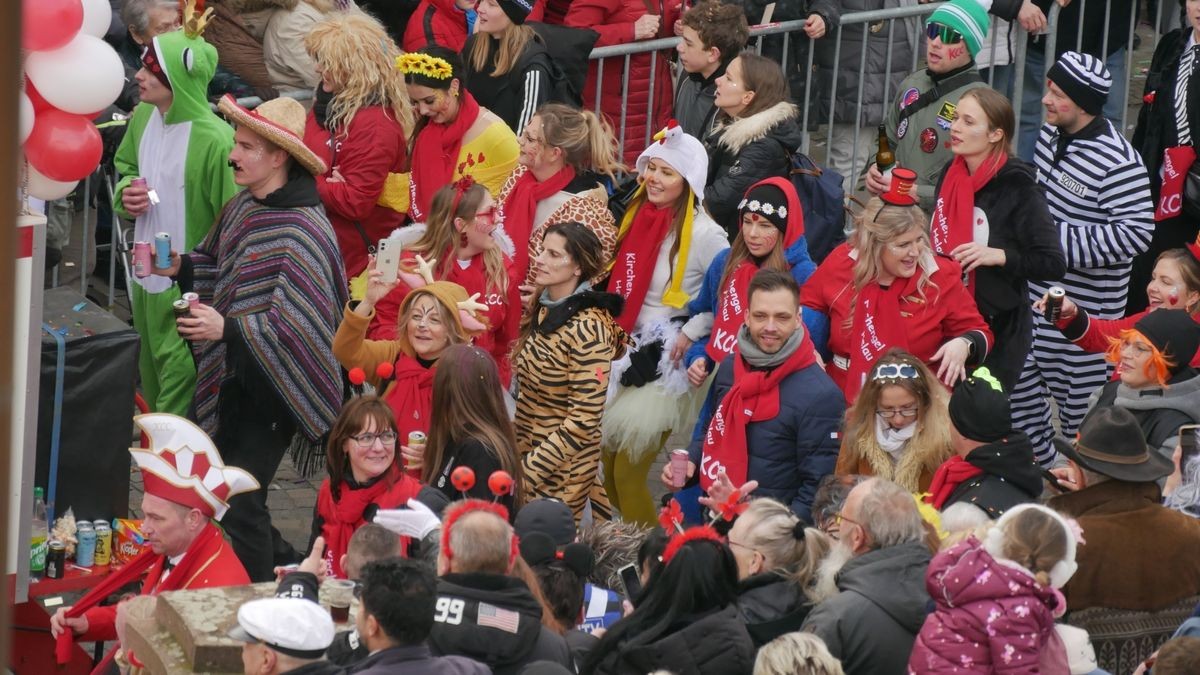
[673,0,750,141]
[908,504,1084,674]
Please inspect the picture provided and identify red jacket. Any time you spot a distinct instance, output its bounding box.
[801,243,993,398]
[367,250,520,384]
[403,0,545,52]
[565,0,679,165]
[80,522,248,644]
[1059,307,1200,371]
[304,106,409,279]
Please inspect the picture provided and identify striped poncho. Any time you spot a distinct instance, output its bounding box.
[190,175,348,444]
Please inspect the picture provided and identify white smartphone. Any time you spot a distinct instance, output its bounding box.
[376,238,401,284]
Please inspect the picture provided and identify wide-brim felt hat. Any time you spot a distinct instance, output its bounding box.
[1052,406,1173,483]
[218,94,327,176]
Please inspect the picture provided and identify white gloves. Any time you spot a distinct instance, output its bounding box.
[373,499,441,540]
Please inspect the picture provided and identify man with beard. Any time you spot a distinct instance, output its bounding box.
[675,269,843,523]
[801,478,932,675]
[925,366,1043,520]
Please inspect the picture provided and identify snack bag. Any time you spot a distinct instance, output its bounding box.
[113,519,150,564]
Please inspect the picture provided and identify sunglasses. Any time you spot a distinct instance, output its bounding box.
[872,363,919,380]
[926,22,964,45]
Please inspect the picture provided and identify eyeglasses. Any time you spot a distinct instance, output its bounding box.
[876,406,919,420]
[473,207,498,230]
[350,431,398,448]
[872,363,919,380]
[727,538,756,553]
[832,511,863,531]
[926,22,964,45]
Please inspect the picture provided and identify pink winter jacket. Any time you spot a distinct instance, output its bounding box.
[908,537,1069,674]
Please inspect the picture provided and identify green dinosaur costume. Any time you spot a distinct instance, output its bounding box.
[114,27,238,415]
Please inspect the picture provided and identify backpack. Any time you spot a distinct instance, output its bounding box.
[788,152,848,264]
[528,22,599,108]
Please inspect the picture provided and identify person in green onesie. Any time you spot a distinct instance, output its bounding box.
[113,11,238,416]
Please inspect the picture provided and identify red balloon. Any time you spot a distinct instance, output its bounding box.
[451,466,476,492]
[23,109,101,182]
[25,80,54,112]
[488,471,514,497]
[22,0,84,52]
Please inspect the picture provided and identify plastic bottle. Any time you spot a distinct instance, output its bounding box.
[31,487,48,579]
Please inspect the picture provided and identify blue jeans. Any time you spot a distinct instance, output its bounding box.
[1017,47,1128,162]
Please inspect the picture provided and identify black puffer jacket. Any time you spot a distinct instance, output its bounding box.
[942,432,1044,520]
[736,573,813,647]
[588,605,756,675]
[704,101,804,235]
[429,573,572,675]
[932,157,1066,389]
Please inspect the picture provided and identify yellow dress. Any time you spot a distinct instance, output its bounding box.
[378,109,518,217]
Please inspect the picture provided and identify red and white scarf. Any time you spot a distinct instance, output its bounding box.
[699,331,817,489]
[706,260,758,362]
[845,278,915,401]
[930,153,1006,293]
[609,202,674,333]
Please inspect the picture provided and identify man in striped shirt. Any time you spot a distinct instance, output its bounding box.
[1010,51,1155,467]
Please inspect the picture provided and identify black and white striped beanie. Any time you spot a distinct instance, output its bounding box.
[1046,50,1111,116]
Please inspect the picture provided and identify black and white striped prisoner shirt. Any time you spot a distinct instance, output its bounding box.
[1029,117,1154,319]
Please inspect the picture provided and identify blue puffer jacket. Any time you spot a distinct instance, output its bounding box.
[686,349,844,523]
[683,233,829,370]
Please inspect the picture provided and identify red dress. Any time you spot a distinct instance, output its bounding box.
[801,243,993,400]
[304,106,408,280]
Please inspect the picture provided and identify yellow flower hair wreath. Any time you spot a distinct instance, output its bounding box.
[395,53,454,80]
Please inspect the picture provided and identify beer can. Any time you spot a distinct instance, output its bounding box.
[183,292,200,309]
[132,241,152,278]
[669,449,690,489]
[1044,286,1066,323]
[93,521,112,566]
[408,431,427,447]
[154,233,171,270]
[47,541,66,580]
[173,299,191,319]
[130,177,148,191]
[76,523,96,567]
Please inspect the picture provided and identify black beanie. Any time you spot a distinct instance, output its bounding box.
[738,183,789,237]
[948,367,1012,443]
[498,0,534,25]
[1134,309,1200,375]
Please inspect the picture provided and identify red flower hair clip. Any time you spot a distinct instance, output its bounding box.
[662,525,724,564]
[451,175,478,214]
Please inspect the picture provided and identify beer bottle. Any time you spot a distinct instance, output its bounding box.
[876,124,895,172]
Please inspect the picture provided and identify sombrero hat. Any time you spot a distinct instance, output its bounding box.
[217,95,326,176]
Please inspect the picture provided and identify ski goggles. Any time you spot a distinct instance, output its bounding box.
[925,22,964,45]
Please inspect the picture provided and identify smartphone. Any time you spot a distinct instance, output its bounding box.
[375,238,400,284]
[1041,469,1070,494]
[618,562,642,605]
[1181,425,1200,465]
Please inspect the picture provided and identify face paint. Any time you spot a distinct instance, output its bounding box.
[1170,286,1180,305]
[947,46,966,61]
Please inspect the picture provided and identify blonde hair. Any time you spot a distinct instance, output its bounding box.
[413,182,509,297]
[469,23,537,77]
[740,499,831,602]
[996,508,1070,588]
[535,103,626,180]
[753,632,845,675]
[842,349,954,490]
[842,198,937,330]
[305,13,415,135]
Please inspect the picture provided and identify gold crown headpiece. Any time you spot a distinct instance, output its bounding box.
[181,0,213,39]
[395,53,454,80]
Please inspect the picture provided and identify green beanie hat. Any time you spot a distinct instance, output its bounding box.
[927,0,990,58]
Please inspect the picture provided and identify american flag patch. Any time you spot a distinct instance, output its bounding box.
[477,602,521,633]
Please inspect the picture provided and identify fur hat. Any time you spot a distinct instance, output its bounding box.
[984,503,1080,589]
[635,121,709,204]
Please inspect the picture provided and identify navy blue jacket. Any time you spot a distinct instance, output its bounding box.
[687,351,844,523]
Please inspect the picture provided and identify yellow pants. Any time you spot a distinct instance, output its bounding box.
[602,430,671,527]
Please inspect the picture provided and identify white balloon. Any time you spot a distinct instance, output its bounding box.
[80,0,113,38]
[19,92,34,145]
[25,161,79,201]
[26,34,124,116]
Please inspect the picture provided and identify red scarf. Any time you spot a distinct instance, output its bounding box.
[699,332,817,490]
[845,277,915,401]
[930,153,1006,293]
[317,464,420,578]
[410,92,481,221]
[383,354,435,452]
[609,202,674,332]
[924,455,985,509]
[1156,146,1198,221]
[55,522,233,665]
[706,260,759,362]
[503,165,575,278]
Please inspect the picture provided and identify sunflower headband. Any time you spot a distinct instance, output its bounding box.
[395,53,454,80]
